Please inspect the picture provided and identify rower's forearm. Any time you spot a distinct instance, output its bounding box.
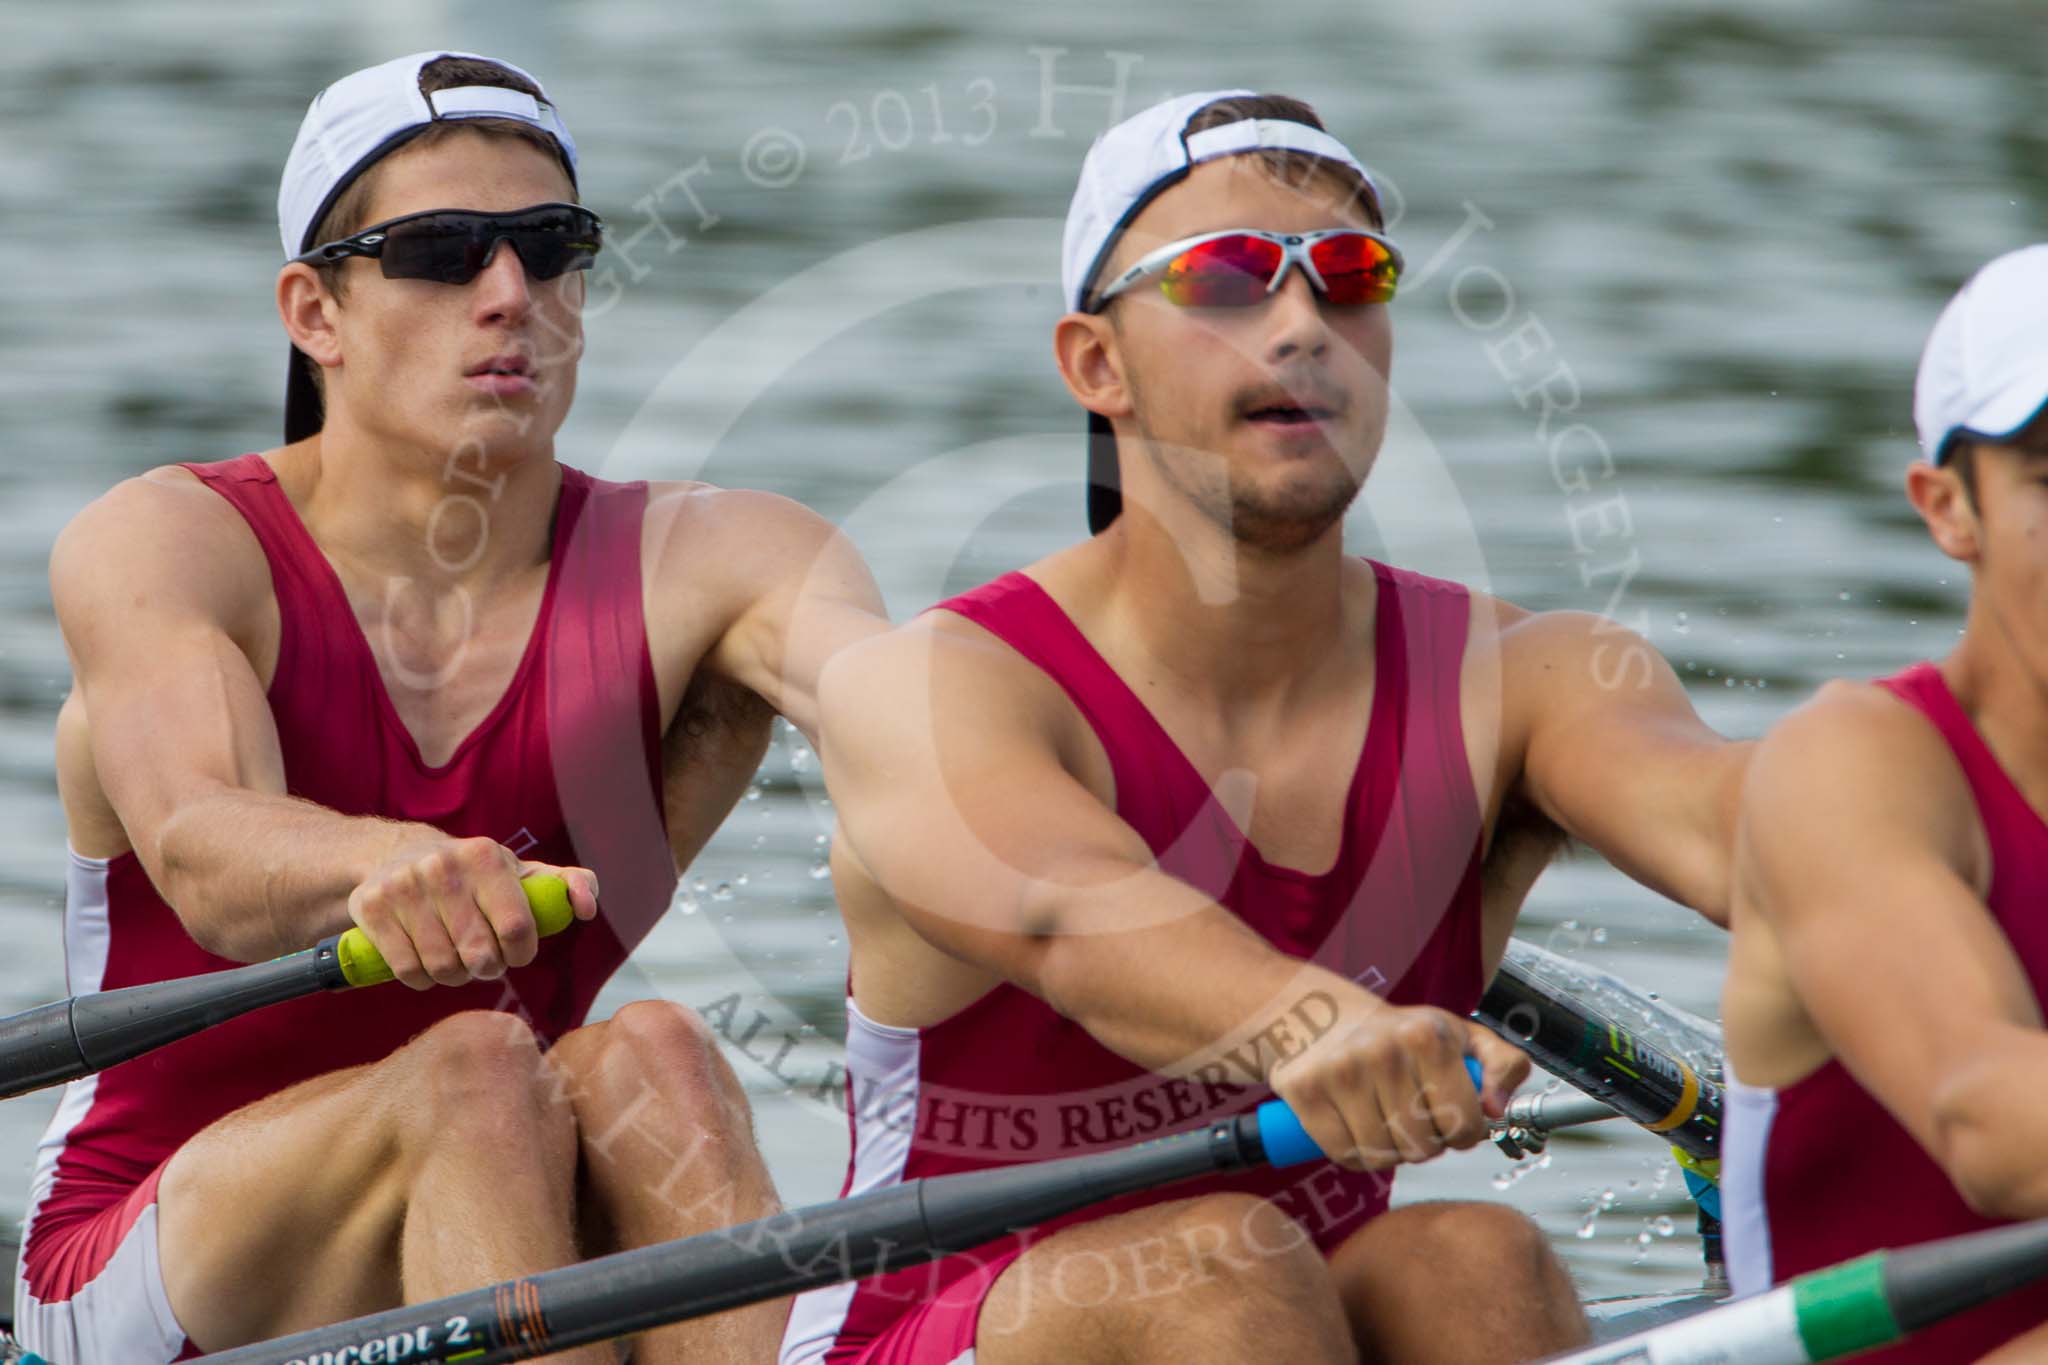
[1927,1048,2048,1221]
[154,788,435,961]
[1030,897,1350,1084]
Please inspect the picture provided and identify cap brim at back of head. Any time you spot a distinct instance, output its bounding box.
[1086,412,1121,535]
[284,346,324,443]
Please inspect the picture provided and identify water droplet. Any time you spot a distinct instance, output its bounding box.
[712,882,735,902]
[810,861,831,880]
[745,784,763,802]
[736,874,751,887]
[1599,1188,1617,1209]
[814,833,829,847]
[826,934,840,946]
[1673,611,1690,636]
[750,834,766,849]
[692,877,708,894]
[1591,927,1607,944]
[1491,1172,1512,1190]
[790,746,815,773]
[677,893,700,915]
[1576,1213,1598,1239]
[1654,1216,1676,1237]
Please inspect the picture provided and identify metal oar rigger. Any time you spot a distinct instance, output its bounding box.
[0,875,574,1099]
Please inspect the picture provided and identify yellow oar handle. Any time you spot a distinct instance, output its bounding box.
[334,874,575,988]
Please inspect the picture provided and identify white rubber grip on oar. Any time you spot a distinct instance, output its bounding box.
[1537,1285,1808,1364]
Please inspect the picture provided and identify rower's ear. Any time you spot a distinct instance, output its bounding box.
[1906,458,1981,564]
[1053,311,1134,424]
[278,262,344,370]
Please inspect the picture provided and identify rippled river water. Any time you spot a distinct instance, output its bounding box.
[3,0,2043,1308]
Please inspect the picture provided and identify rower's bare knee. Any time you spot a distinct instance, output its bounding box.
[393,1011,574,1170]
[981,1195,1350,1364]
[550,1001,774,1244]
[1334,1200,1586,1363]
[1373,1200,1561,1288]
[557,1000,751,1136]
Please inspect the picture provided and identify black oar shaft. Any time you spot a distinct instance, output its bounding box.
[196,1113,1271,1365]
[1475,956,1722,1161]
[0,878,568,1103]
[0,949,338,1101]
[1886,1217,2048,1335]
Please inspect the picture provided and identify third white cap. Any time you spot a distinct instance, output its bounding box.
[1914,244,2048,464]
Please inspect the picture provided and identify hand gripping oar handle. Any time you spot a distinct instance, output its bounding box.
[1254,1057,1486,1168]
[326,874,575,988]
[0,875,573,1100]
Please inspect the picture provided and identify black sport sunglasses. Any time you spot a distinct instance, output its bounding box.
[291,202,604,285]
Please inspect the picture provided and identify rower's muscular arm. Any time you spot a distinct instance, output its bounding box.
[1737,683,2048,1220]
[650,486,886,745]
[1503,607,1750,924]
[50,473,572,971]
[820,620,1528,1170]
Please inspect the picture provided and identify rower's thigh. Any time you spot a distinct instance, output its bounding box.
[973,1194,1353,1365]
[156,1009,564,1350]
[1329,1199,1587,1364]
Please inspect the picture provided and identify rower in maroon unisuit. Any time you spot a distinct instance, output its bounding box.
[15,49,882,1365]
[794,89,1750,1365]
[1724,244,2048,1365]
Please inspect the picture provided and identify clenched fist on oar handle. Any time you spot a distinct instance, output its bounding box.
[346,833,600,990]
[1267,994,1529,1171]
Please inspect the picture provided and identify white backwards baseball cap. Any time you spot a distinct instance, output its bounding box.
[1914,244,2048,465]
[1059,90,1380,532]
[276,51,579,443]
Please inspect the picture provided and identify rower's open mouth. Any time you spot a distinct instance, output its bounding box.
[1245,404,1338,424]
[466,354,535,379]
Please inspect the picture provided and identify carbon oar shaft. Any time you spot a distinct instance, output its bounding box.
[1540,1218,2048,1363]
[0,876,571,1101]
[195,1102,1320,1365]
[1475,940,1722,1161]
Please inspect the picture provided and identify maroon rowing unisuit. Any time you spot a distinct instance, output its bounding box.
[781,562,1488,1365]
[14,453,676,1362]
[1724,661,2048,1363]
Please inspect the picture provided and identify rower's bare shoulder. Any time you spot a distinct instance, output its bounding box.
[641,480,846,573]
[52,465,271,637]
[1485,599,1668,689]
[1749,679,1967,805]
[1741,680,1980,899]
[820,611,1083,768]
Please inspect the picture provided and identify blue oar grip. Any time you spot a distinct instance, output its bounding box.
[1255,1058,1486,1168]
[1253,1100,1324,1168]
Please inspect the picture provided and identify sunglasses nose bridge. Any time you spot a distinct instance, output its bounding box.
[468,233,541,305]
[1267,242,1320,299]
